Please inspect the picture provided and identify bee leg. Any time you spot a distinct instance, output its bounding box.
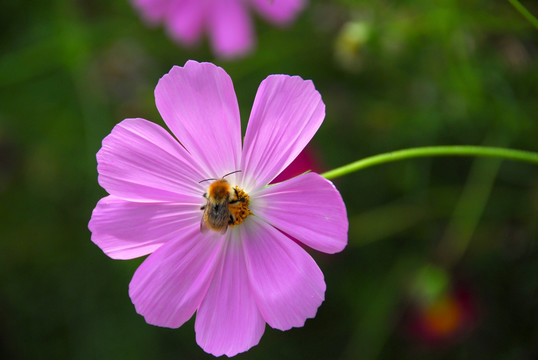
[228,215,234,225]
[201,192,208,210]
[229,189,246,204]
[230,197,246,205]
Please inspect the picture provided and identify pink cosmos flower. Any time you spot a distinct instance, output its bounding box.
[131,0,307,58]
[88,60,347,357]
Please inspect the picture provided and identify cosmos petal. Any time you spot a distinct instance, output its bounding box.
[131,0,171,23]
[97,118,206,202]
[195,231,265,357]
[241,74,325,191]
[208,0,254,58]
[242,216,326,330]
[251,172,348,254]
[89,196,201,260]
[166,0,206,45]
[155,61,242,178]
[250,0,306,25]
[129,225,224,328]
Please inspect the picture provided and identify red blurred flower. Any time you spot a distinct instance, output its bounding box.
[271,145,323,183]
[404,284,478,346]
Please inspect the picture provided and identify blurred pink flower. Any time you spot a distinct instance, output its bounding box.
[131,0,307,58]
[89,61,347,356]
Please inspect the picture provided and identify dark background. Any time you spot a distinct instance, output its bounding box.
[1,0,537,359]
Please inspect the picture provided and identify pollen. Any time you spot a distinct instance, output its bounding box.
[229,187,252,227]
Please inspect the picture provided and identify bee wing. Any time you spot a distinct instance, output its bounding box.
[200,218,228,234]
[200,217,210,234]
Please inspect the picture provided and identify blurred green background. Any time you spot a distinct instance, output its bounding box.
[1,0,537,359]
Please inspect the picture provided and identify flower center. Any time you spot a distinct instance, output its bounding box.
[228,186,252,227]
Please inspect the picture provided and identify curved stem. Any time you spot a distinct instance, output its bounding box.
[320,146,538,180]
[508,0,538,29]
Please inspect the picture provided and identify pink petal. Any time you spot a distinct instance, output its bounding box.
[131,0,171,23]
[250,0,306,25]
[97,118,207,202]
[129,224,224,328]
[242,216,326,330]
[240,75,325,191]
[207,0,255,58]
[155,61,242,178]
[195,231,265,357]
[165,0,207,46]
[251,172,348,254]
[89,196,201,260]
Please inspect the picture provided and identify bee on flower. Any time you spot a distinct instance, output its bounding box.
[199,170,251,234]
[89,60,348,357]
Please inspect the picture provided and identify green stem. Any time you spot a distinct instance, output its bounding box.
[508,0,538,29]
[320,146,538,180]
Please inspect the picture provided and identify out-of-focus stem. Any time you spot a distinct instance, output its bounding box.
[508,0,538,29]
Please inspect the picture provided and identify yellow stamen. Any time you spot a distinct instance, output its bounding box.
[228,187,252,227]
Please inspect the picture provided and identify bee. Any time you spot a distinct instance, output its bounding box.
[199,170,245,234]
